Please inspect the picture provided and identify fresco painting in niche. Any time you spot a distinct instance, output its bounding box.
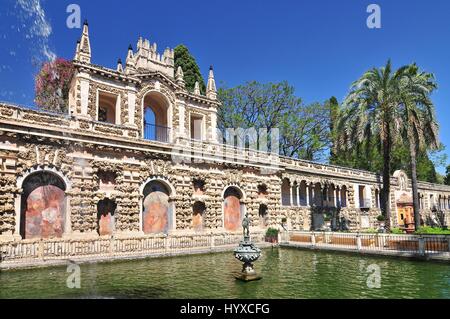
[25,185,65,239]
[143,181,170,234]
[97,199,116,236]
[192,201,205,231]
[224,188,242,231]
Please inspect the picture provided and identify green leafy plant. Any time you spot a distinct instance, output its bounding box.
[415,226,450,235]
[265,228,279,238]
[390,228,405,234]
[377,215,386,222]
[361,228,378,233]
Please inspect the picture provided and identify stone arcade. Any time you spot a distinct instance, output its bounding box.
[0,22,449,248]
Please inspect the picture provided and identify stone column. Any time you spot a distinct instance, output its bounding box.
[210,112,218,142]
[306,185,310,207]
[127,88,137,126]
[289,183,294,207]
[79,73,90,118]
[178,101,186,139]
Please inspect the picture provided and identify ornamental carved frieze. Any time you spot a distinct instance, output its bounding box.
[91,160,124,186]
[139,159,175,183]
[16,143,73,178]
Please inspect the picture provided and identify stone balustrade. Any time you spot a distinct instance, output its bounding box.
[0,231,265,268]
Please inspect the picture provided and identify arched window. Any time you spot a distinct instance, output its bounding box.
[292,182,298,206]
[327,185,336,207]
[314,183,323,207]
[20,171,67,239]
[97,198,116,236]
[281,178,291,206]
[192,201,206,231]
[259,204,268,227]
[299,181,307,206]
[142,180,172,234]
[98,91,118,124]
[143,92,170,142]
[341,186,347,208]
[223,186,244,231]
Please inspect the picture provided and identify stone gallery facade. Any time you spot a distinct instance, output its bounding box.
[1,23,450,244]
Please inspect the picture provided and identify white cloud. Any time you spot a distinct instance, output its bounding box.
[16,0,56,61]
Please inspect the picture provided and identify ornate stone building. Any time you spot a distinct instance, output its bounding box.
[0,22,449,243]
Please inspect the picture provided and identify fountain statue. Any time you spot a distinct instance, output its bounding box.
[233,213,262,282]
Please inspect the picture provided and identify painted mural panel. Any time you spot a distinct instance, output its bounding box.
[192,202,205,231]
[25,185,65,239]
[143,182,170,234]
[224,195,241,231]
[97,199,116,236]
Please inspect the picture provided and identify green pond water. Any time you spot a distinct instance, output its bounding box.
[0,248,449,299]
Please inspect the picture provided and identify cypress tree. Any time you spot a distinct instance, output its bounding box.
[174,45,206,94]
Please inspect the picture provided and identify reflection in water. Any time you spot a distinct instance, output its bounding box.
[0,248,449,299]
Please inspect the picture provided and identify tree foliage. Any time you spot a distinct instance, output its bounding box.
[34,58,75,113]
[445,165,450,185]
[174,45,206,94]
[218,81,331,161]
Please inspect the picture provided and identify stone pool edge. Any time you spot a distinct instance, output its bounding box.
[279,242,450,263]
[0,243,276,271]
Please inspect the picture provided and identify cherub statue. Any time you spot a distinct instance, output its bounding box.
[242,213,250,238]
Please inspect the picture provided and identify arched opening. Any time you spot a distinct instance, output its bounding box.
[327,184,336,207]
[259,204,268,227]
[192,201,206,231]
[313,183,323,207]
[299,181,307,206]
[292,182,298,206]
[20,171,67,239]
[143,92,170,143]
[142,180,172,234]
[281,178,291,206]
[97,198,116,236]
[98,91,118,124]
[340,186,347,208]
[223,186,244,231]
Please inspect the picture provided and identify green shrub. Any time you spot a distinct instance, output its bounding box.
[265,228,279,238]
[415,227,450,235]
[390,228,404,234]
[376,215,385,222]
[361,228,378,233]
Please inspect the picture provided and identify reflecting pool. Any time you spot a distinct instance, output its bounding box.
[0,248,449,299]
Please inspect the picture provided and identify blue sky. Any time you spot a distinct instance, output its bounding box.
[1,0,449,173]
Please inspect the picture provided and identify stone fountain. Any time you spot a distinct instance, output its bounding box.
[234,213,262,282]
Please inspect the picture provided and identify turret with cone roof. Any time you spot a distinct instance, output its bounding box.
[75,20,91,63]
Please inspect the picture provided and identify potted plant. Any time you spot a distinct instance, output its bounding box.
[265,227,279,243]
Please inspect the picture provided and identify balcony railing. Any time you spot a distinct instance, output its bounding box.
[359,198,372,209]
[144,123,170,143]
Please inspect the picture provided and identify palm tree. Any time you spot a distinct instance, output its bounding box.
[399,64,439,230]
[337,60,407,231]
